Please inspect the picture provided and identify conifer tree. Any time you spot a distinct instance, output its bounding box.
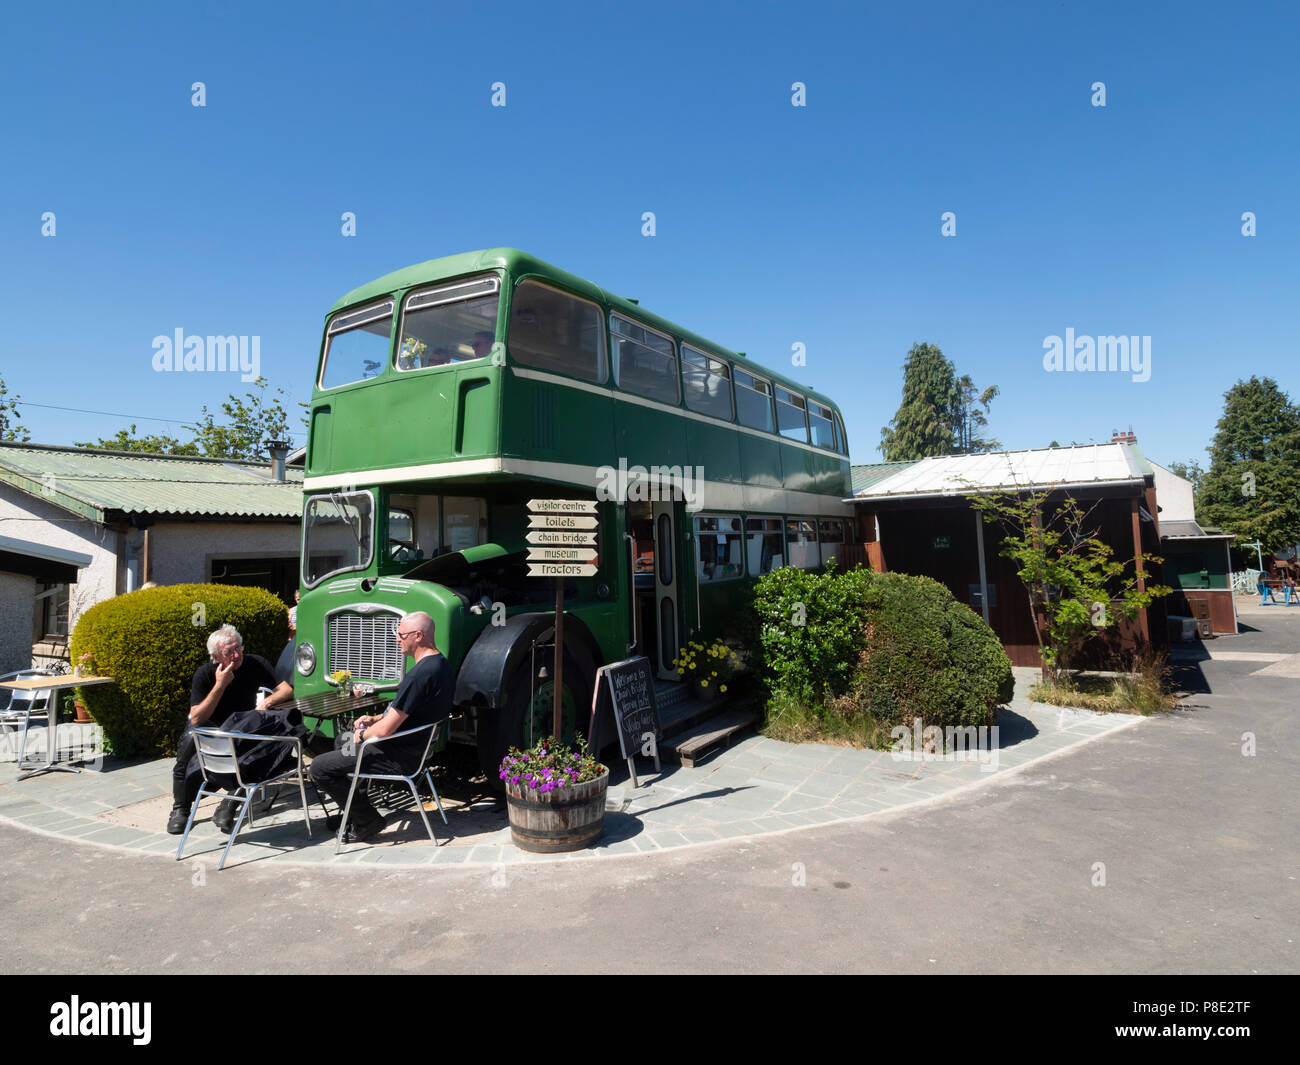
[1198,376,1300,552]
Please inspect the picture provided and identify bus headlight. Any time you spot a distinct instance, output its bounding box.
[296,641,317,676]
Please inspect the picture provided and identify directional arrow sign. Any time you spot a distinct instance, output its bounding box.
[528,514,599,530]
[527,499,597,513]
[526,530,598,546]
[528,562,599,578]
[527,547,599,563]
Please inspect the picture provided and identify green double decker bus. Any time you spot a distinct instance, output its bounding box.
[295,248,853,771]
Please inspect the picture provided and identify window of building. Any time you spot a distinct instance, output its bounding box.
[775,387,809,443]
[681,345,733,420]
[396,275,500,371]
[694,515,744,582]
[746,516,784,575]
[611,314,679,404]
[508,281,606,382]
[734,369,775,432]
[35,582,69,640]
[319,300,394,390]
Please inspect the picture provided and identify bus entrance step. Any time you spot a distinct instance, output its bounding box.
[663,709,757,768]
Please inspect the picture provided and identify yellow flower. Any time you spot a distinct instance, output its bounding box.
[711,671,718,677]
[700,680,709,687]
[720,685,727,693]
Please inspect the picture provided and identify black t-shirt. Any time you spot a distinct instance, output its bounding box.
[190,654,278,729]
[384,654,454,763]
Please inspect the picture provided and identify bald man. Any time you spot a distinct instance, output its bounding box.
[308,611,454,841]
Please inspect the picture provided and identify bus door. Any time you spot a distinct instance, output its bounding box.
[651,498,684,681]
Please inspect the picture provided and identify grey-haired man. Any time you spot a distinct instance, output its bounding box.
[166,625,294,834]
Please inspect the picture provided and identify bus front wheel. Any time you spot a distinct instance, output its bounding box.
[477,641,596,784]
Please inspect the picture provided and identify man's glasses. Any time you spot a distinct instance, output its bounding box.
[395,630,418,639]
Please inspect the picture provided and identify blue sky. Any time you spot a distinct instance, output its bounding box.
[2,0,1295,469]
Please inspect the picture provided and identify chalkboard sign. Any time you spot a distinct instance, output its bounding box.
[591,656,661,786]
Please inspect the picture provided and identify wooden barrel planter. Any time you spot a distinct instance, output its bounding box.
[505,768,609,853]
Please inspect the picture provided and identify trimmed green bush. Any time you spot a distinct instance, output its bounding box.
[750,560,874,704]
[751,565,1013,741]
[69,584,288,758]
[854,572,1013,730]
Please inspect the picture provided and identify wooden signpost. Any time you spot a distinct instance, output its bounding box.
[591,657,661,787]
[526,499,599,740]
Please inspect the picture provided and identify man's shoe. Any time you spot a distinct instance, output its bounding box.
[348,813,386,843]
[166,804,189,835]
[249,785,279,817]
[327,812,386,843]
[213,798,238,834]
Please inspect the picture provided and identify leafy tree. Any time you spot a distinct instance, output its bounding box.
[75,424,200,455]
[880,343,998,460]
[1198,377,1300,552]
[0,376,31,442]
[1166,459,1205,504]
[968,490,1170,681]
[187,377,294,461]
[75,378,301,460]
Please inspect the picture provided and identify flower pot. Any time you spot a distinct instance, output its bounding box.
[692,680,722,705]
[505,768,609,853]
[73,701,92,723]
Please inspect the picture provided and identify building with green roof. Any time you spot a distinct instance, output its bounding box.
[0,442,302,670]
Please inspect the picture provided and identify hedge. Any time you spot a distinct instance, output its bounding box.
[750,561,874,704]
[854,572,1014,730]
[751,565,1013,736]
[69,583,288,758]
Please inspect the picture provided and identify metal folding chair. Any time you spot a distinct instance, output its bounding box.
[0,669,58,763]
[175,727,312,870]
[335,721,448,852]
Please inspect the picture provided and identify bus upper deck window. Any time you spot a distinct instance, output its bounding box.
[508,281,606,383]
[682,346,733,421]
[397,276,500,372]
[320,301,394,390]
[734,369,775,433]
[776,387,809,444]
[809,401,835,449]
[611,315,679,405]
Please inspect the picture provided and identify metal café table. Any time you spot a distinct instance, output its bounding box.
[1,674,116,780]
[284,689,391,744]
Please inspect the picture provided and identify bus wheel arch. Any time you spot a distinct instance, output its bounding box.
[460,612,601,777]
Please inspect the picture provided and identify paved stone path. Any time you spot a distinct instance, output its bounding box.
[0,666,1144,871]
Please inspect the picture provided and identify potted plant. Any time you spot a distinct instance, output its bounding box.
[499,735,608,853]
[671,638,740,703]
[328,669,352,695]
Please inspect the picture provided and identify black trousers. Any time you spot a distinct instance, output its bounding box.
[171,728,231,809]
[309,745,416,824]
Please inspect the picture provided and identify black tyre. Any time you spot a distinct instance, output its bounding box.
[476,638,596,783]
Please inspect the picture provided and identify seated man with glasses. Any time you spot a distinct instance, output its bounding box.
[308,611,454,842]
[167,624,294,834]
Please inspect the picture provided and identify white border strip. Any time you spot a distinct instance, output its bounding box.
[305,456,853,518]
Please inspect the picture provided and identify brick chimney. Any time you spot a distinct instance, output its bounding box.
[1111,427,1137,444]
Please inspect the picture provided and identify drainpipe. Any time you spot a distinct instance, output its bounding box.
[974,510,991,625]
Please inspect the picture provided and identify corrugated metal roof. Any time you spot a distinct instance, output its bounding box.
[851,444,1146,501]
[1162,520,1233,540]
[851,461,919,492]
[0,443,303,521]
